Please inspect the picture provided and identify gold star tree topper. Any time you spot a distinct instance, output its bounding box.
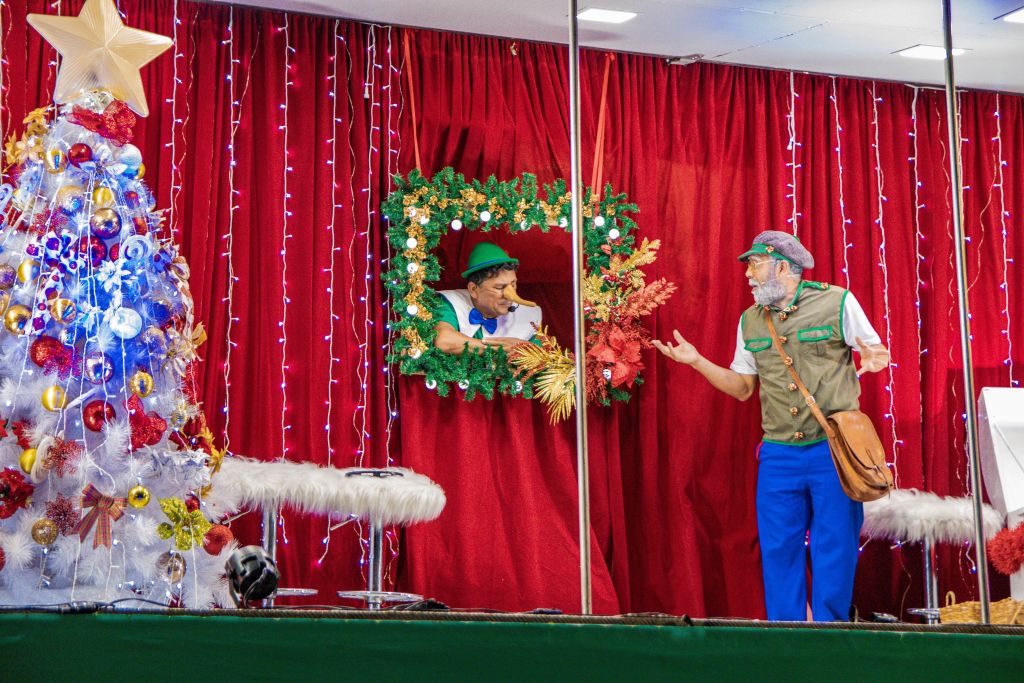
[27,0,172,117]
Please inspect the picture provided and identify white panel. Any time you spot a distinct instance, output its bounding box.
[979,387,1024,518]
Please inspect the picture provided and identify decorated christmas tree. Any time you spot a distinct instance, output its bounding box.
[0,0,231,607]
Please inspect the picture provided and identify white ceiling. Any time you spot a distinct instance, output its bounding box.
[214,0,1024,93]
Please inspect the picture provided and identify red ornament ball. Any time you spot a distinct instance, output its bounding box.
[83,400,116,432]
[68,143,93,166]
[132,216,148,236]
[0,545,5,572]
[202,524,233,555]
[77,236,107,267]
[29,335,63,367]
[185,495,200,512]
[124,190,140,209]
[108,243,119,261]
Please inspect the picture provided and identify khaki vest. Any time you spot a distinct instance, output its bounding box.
[740,281,860,444]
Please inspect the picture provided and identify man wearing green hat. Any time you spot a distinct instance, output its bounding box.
[433,241,542,354]
[654,230,889,622]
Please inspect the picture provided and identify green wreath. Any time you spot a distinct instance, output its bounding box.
[382,167,673,414]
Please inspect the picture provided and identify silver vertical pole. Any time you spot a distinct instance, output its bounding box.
[923,538,939,619]
[941,0,990,624]
[261,505,278,608]
[567,0,592,615]
[367,516,384,610]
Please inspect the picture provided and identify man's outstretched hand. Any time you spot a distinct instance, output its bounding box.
[855,336,890,376]
[483,337,531,351]
[652,329,701,365]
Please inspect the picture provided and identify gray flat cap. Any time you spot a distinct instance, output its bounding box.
[737,230,814,269]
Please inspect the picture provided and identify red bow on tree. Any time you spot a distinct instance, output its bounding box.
[126,395,167,451]
[587,325,645,388]
[67,100,137,146]
[73,484,126,548]
[168,416,212,455]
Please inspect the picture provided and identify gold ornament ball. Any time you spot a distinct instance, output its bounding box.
[168,404,189,431]
[3,305,31,335]
[41,385,67,412]
[92,186,116,208]
[135,163,146,180]
[31,518,59,546]
[17,259,40,284]
[130,370,154,398]
[127,484,151,509]
[0,292,10,315]
[19,448,37,474]
[49,298,78,325]
[56,185,85,212]
[44,147,67,174]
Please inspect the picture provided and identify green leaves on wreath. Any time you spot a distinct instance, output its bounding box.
[156,497,212,551]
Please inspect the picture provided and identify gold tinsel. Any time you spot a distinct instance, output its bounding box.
[509,326,577,424]
[583,274,616,321]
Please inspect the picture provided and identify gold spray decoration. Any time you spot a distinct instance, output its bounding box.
[3,106,52,168]
[509,326,577,424]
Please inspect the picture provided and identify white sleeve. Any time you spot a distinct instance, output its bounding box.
[842,292,882,349]
[730,319,759,375]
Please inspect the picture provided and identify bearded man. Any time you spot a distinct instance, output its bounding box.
[653,230,890,621]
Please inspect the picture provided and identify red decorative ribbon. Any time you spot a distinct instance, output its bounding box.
[67,100,137,146]
[74,484,126,548]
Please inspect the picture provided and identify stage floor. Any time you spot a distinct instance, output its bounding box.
[2,608,1022,681]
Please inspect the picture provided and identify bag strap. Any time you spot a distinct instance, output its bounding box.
[764,310,837,440]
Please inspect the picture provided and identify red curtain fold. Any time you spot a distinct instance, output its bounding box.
[2,1,1021,617]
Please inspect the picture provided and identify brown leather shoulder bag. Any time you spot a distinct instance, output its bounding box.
[765,312,892,502]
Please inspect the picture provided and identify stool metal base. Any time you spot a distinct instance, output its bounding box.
[275,588,318,598]
[337,590,422,610]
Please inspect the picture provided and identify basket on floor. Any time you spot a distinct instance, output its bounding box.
[939,591,1024,625]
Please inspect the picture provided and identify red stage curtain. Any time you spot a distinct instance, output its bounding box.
[2,1,1021,618]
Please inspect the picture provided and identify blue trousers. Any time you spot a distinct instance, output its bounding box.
[756,439,864,621]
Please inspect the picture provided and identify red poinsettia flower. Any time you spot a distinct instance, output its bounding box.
[587,325,644,388]
[125,395,167,451]
[0,468,34,519]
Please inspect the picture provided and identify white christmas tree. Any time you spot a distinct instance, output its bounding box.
[0,0,233,608]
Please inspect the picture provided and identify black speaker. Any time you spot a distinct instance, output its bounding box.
[225,545,279,607]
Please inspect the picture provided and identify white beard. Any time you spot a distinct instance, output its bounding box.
[751,276,787,306]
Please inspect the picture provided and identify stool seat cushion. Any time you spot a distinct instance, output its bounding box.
[208,458,446,525]
[862,488,1002,544]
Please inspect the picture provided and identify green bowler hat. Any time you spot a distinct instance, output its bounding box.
[462,242,519,279]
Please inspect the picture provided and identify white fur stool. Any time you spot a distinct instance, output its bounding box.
[209,458,446,609]
[862,488,1002,621]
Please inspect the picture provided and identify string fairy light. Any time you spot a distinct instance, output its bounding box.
[909,86,927,487]
[869,82,902,483]
[351,24,378,471]
[318,19,343,565]
[992,94,1016,386]
[163,0,184,240]
[0,0,7,146]
[220,6,239,455]
[381,24,401,585]
[383,26,400,461]
[785,71,801,235]
[279,14,294,459]
[829,76,851,286]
